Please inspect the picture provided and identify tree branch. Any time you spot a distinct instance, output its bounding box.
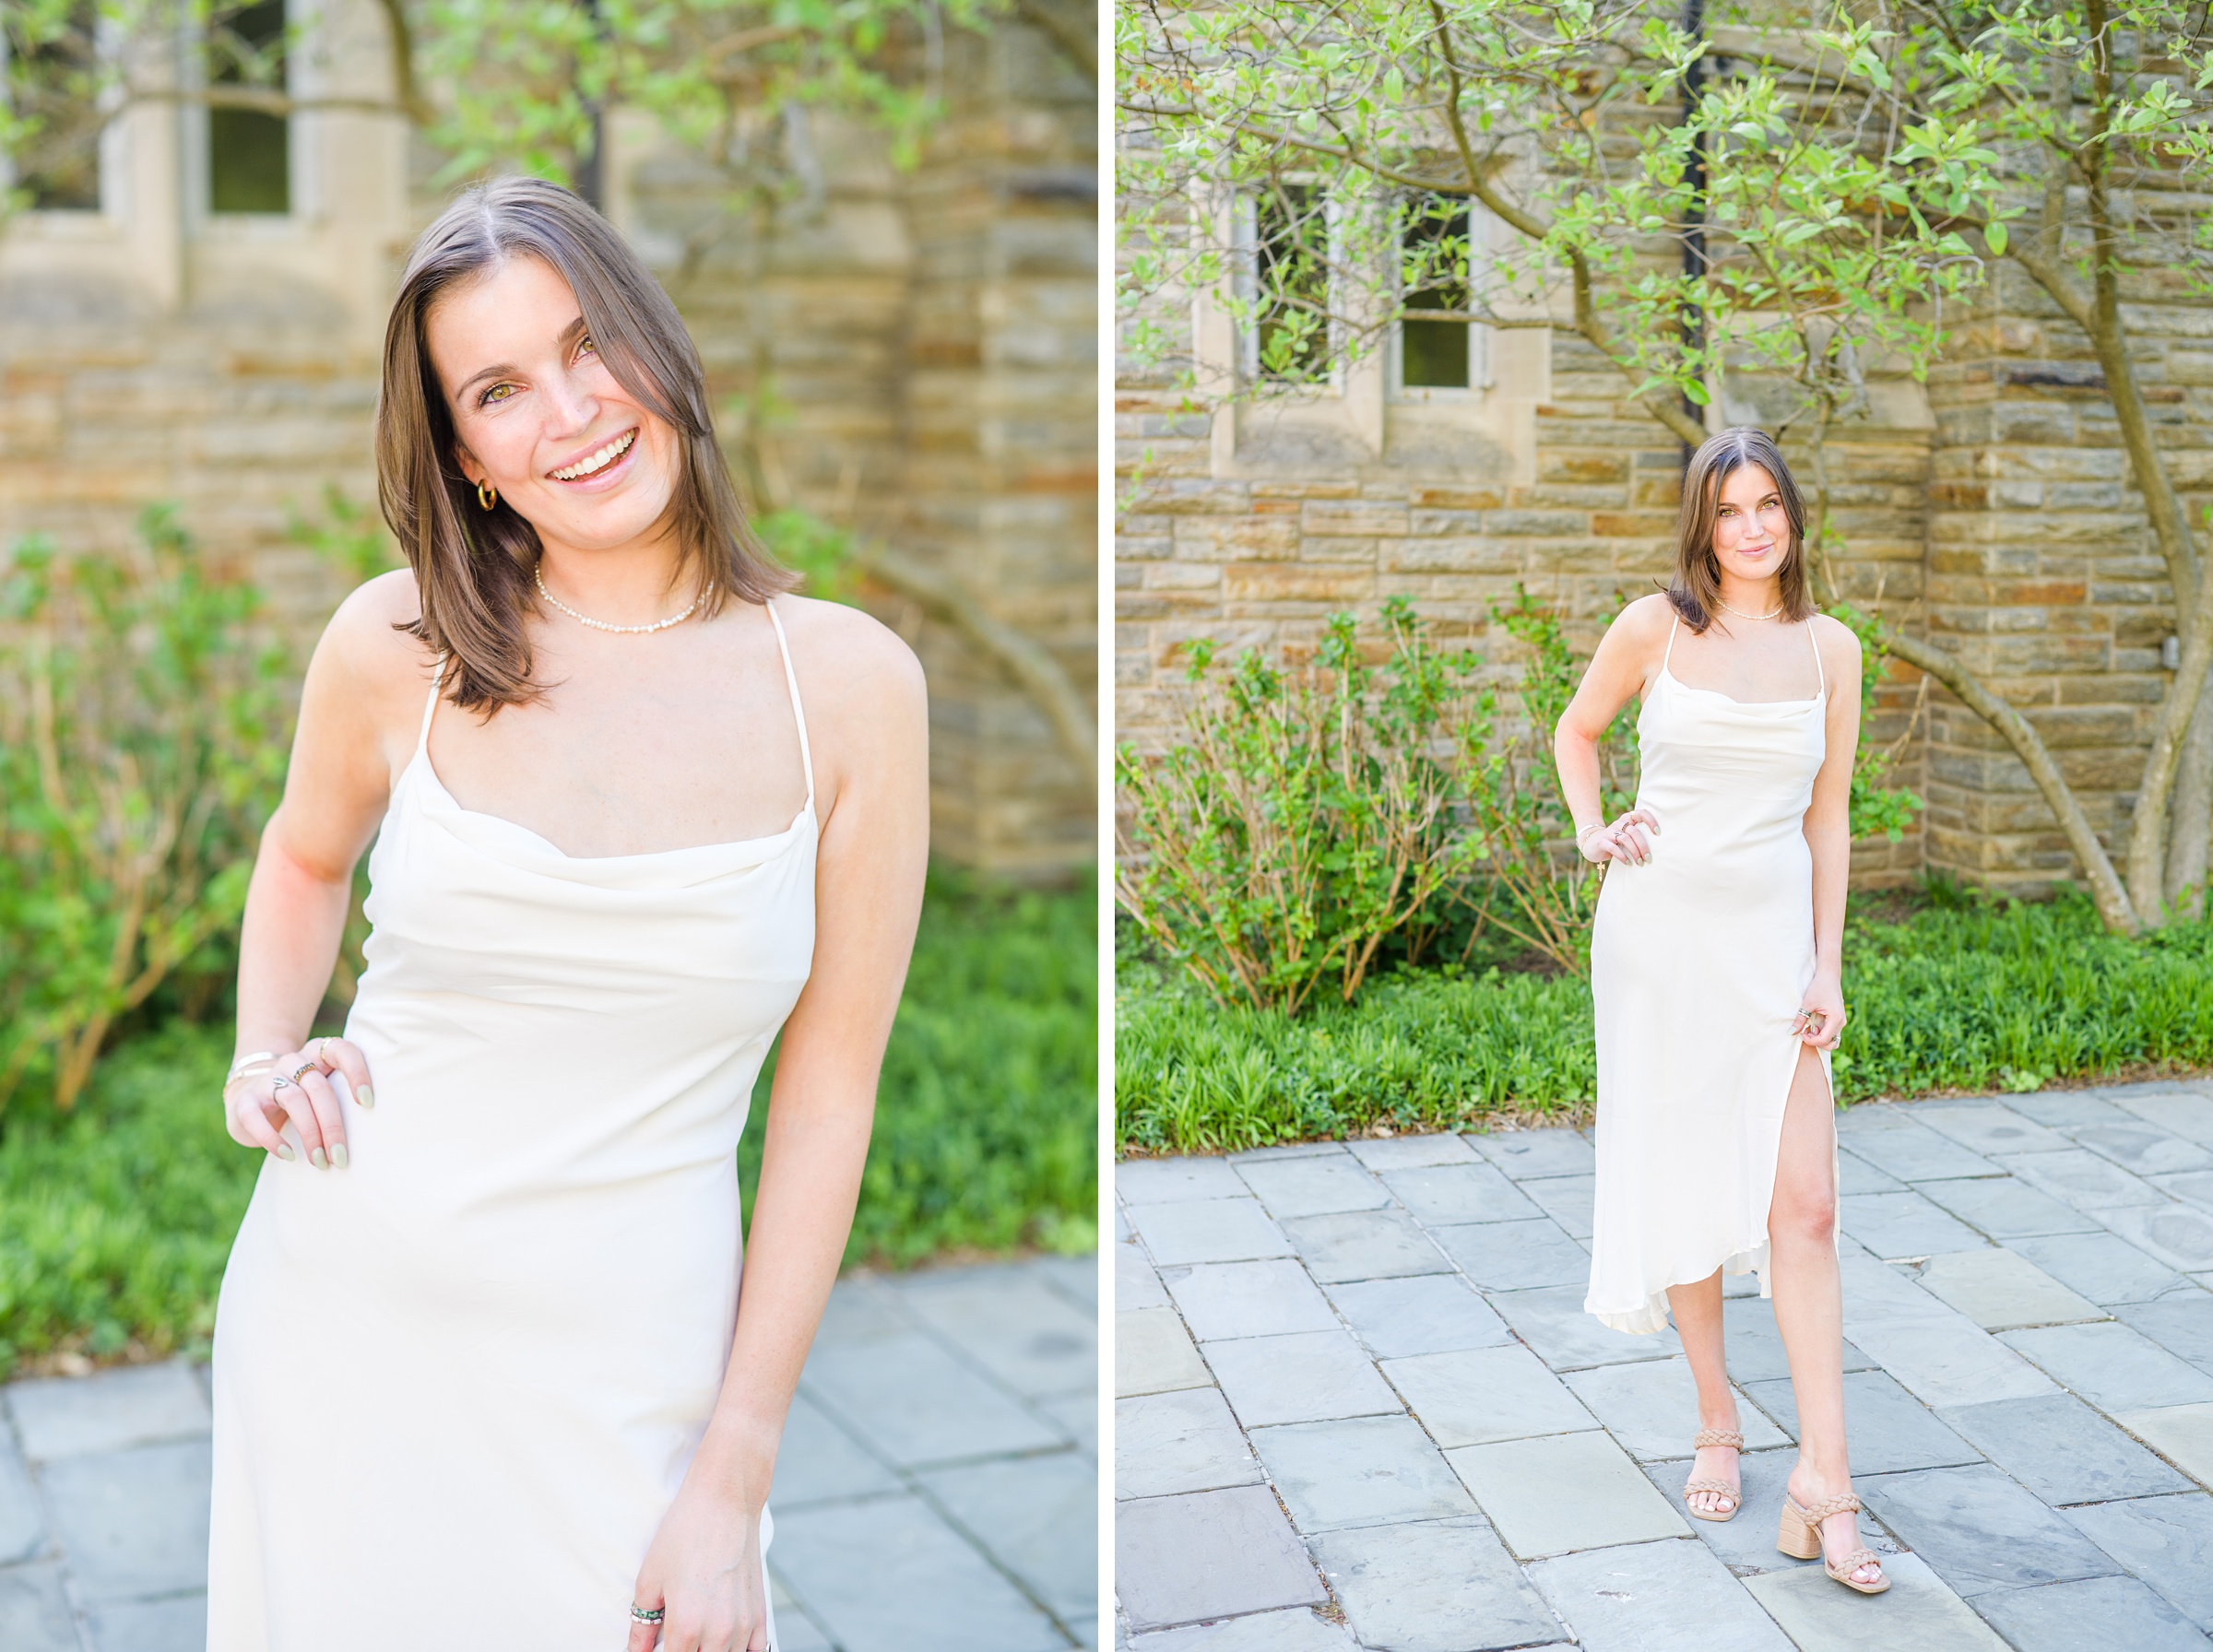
[1880,627,2139,933]
[124,85,408,119]
[373,0,432,124]
[1013,0,1096,84]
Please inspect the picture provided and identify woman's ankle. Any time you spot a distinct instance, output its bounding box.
[1787,1459,1852,1497]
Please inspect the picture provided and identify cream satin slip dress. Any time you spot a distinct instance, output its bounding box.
[207,600,817,1649]
[1585,610,1837,1335]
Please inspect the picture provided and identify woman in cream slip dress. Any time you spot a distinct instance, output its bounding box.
[207,179,929,1651]
[1553,428,1888,1597]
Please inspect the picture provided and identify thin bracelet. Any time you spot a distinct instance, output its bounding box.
[227,1051,277,1083]
[1575,822,1608,843]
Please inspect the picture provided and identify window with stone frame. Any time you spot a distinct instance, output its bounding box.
[1237,180,1332,387]
[1394,191,1486,396]
[4,1,103,211]
[207,0,290,214]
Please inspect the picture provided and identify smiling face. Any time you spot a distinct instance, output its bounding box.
[425,254,683,558]
[1710,462,1794,588]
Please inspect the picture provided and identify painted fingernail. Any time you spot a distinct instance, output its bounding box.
[276,1143,296,1162]
[356,1085,374,1110]
[332,1143,349,1170]
[310,1147,328,1170]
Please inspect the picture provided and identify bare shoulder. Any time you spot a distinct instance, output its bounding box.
[773,593,927,719]
[1809,612,1864,674]
[1599,591,1678,658]
[311,568,440,710]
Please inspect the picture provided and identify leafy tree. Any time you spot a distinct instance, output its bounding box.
[1118,0,2213,932]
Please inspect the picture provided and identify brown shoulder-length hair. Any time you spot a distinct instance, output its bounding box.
[1667,426,1816,633]
[376,175,796,712]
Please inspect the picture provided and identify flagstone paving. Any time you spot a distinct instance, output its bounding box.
[0,1256,1097,1652]
[1114,1080,2213,1651]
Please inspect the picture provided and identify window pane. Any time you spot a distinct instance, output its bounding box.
[1402,319,1469,390]
[6,5,101,210]
[1254,183,1328,383]
[208,0,289,214]
[1401,195,1472,390]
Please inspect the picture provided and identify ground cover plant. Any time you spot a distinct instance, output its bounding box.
[0,869,1096,1379]
[1117,885,2213,1157]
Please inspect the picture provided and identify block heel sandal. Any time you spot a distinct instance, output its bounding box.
[1681,1427,1743,1523]
[1778,1491,1889,1593]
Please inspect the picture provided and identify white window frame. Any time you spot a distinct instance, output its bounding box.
[0,8,127,221]
[1389,191,1493,403]
[1233,180,1343,395]
[186,0,322,233]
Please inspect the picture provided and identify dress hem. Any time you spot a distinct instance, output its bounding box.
[1585,1044,1837,1338]
[1585,1241,1772,1335]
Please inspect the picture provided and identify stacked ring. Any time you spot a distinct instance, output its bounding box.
[631,1605,665,1623]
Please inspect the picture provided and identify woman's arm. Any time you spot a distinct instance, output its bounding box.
[631,600,929,1652]
[1798,618,1864,1050]
[224,572,426,1165]
[1553,594,1669,866]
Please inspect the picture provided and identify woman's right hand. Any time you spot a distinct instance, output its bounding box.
[223,1037,373,1171]
[1579,807,1660,867]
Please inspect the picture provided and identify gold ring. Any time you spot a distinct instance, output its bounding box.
[286,1059,318,1083]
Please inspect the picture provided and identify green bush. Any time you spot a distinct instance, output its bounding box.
[0,869,1097,1377]
[1118,888,2213,1156]
[0,511,290,1113]
[1115,596,1486,1015]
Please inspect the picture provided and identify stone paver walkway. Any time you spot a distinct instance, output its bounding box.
[0,1255,1097,1652]
[1115,1080,2213,1652]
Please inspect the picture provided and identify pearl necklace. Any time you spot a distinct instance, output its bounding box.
[1715,594,1784,621]
[534,562,711,635]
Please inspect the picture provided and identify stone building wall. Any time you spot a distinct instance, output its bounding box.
[1116,245,2213,897]
[1,2,1097,879]
[1115,330,1936,886]
[1916,262,2207,887]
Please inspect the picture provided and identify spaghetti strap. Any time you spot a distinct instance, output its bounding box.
[1808,619,1826,697]
[417,656,447,755]
[1662,613,1680,674]
[764,598,817,808]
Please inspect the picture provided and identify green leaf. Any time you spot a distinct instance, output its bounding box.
[1984,220,2008,255]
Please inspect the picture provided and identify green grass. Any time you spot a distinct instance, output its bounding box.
[741,867,1098,1266]
[1118,889,2213,1156]
[0,1023,251,1375]
[0,867,1097,1377]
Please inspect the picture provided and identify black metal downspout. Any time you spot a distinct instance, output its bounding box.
[574,0,608,209]
[1680,0,1709,458]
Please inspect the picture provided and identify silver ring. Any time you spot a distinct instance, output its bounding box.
[269,1075,294,1094]
[631,1606,665,1623]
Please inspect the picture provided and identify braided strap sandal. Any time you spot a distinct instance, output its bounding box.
[1681,1428,1744,1523]
[1778,1490,1890,1594]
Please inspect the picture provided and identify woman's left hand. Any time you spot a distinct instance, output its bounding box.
[1795,973,1846,1051]
[628,1475,769,1652]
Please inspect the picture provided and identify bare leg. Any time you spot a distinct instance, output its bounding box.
[1665,1266,1738,1514]
[1770,1044,1882,1586]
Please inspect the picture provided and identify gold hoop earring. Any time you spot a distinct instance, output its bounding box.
[477,479,497,512]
